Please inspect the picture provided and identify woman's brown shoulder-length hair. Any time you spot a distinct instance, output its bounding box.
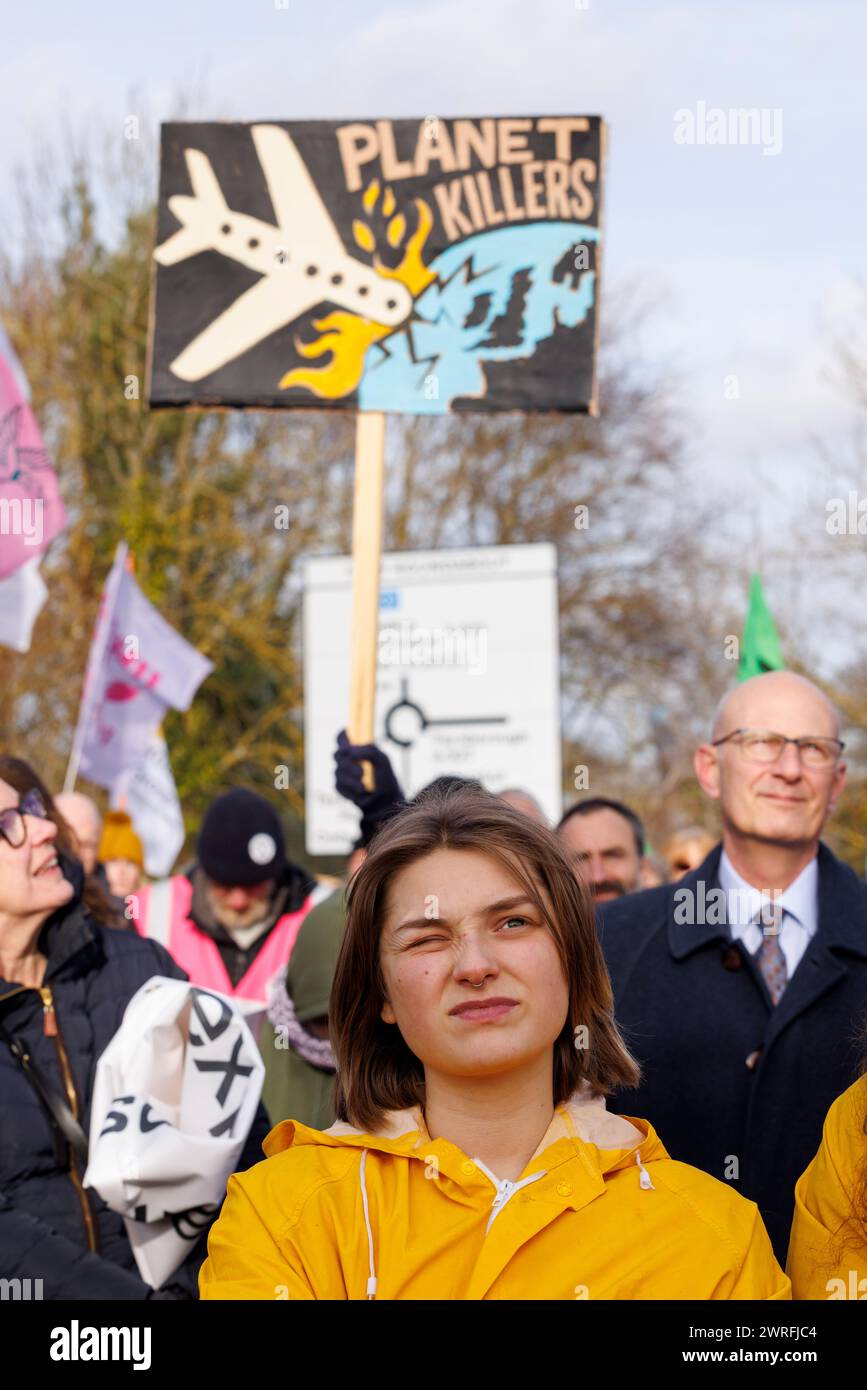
[331,782,640,1132]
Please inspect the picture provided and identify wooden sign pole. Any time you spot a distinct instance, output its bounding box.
[348,411,386,789]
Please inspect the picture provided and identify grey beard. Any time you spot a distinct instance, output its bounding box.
[219,915,274,949]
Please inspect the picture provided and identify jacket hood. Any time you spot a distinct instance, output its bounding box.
[264,1089,666,1301]
[205,1084,788,1302]
[264,1088,663,1179]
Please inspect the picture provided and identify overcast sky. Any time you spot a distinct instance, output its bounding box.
[4,0,866,605]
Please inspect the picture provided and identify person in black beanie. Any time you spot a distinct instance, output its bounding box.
[129,787,328,1048]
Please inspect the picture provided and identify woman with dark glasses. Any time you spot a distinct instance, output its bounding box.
[0,759,267,1299]
[0,758,121,930]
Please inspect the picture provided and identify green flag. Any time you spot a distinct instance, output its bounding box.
[738,573,784,681]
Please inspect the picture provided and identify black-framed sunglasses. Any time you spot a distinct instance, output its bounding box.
[711,728,845,769]
[0,789,49,848]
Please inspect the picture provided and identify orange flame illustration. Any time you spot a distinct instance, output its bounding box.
[279,190,435,399]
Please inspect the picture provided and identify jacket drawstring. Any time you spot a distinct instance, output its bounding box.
[357,1144,654,1296]
[635,1150,655,1190]
[359,1150,377,1299]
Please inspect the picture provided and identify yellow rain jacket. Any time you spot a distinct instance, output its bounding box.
[200,1092,790,1300]
[787,1075,867,1300]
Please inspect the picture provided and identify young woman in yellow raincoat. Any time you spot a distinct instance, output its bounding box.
[200,783,790,1301]
[787,1071,867,1299]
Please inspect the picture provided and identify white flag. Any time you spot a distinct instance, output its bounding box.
[0,555,47,652]
[113,729,186,879]
[0,323,29,398]
[70,543,213,791]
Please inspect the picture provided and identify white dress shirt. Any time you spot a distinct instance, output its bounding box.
[718,849,819,980]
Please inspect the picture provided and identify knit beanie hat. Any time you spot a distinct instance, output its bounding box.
[99,811,144,869]
[197,787,287,886]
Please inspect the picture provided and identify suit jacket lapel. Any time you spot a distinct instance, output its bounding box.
[763,842,867,1048]
[667,844,730,959]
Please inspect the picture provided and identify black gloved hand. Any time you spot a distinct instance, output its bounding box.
[334,730,405,844]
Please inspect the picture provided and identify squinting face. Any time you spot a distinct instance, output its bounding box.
[379,848,569,1083]
[696,681,846,848]
[558,808,642,901]
[0,778,75,922]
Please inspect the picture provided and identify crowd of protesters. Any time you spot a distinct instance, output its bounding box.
[1,669,865,1300]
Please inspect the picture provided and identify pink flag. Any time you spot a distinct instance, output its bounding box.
[0,329,67,579]
[67,543,214,792]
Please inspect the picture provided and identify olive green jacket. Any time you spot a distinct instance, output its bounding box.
[260,886,345,1131]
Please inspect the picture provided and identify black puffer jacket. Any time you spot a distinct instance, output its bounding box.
[0,863,271,1299]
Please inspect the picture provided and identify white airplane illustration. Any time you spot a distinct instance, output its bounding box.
[154,124,414,382]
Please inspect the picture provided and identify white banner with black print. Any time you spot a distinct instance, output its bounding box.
[84,977,264,1289]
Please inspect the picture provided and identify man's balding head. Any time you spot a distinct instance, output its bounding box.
[711,671,841,743]
[54,792,103,873]
[498,789,548,826]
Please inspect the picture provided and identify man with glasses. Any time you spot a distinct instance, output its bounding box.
[597,670,867,1263]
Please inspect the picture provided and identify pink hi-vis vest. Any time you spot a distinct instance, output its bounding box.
[130,875,329,1008]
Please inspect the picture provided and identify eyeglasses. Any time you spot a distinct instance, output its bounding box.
[0,789,49,848]
[711,728,844,769]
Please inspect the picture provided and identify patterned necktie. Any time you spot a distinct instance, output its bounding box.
[752,902,788,1004]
